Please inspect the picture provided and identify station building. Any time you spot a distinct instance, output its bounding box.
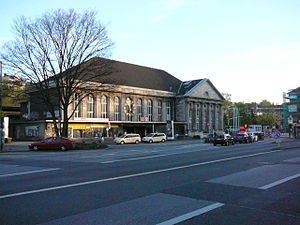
[12,58,225,140]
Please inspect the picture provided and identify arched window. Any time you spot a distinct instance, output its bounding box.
[74,93,81,118]
[124,97,133,121]
[114,97,120,121]
[101,96,107,118]
[87,94,95,118]
[157,100,162,121]
[147,99,153,121]
[137,98,142,121]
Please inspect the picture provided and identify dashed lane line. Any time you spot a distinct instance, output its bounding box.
[0,168,60,178]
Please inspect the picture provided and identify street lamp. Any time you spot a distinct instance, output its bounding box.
[0,61,3,151]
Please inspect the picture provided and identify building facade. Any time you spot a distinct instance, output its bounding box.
[11,59,224,140]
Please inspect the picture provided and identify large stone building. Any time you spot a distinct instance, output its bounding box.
[12,58,225,140]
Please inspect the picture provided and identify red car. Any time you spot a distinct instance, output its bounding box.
[29,137,76,151]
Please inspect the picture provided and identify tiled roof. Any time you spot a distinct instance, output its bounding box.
[80,57,182,92]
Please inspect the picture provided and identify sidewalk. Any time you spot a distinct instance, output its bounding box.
[1,141,32,152]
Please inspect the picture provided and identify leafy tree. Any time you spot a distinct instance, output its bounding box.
[259,99,273,107]
[222,93,233,128]
[1,78,27,107]
[1,9,113,137]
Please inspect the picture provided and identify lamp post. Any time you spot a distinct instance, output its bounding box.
[0,61,3,152]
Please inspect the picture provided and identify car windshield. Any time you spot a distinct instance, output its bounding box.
[145,133,155,137]
[217,135,224,138]
[119,134,127,138]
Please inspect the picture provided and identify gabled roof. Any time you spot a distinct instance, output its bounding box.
[177,78,225,100]
[177,79,203,95]
[81,57,182,92]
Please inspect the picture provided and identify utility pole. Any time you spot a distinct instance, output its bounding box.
[0,61,3,152]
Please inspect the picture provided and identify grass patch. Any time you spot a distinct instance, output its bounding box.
[75,142,108,150]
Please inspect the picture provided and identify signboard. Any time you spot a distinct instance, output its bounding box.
[288,92,298,100]
[288,116,293,124]
[288,104,297,113]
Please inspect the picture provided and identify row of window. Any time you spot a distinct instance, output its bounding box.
[74,94,172,121]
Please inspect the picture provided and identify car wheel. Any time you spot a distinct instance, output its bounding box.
[161,139,165,143]
[232,141,235,145]
[60,146,67,151]
[135,140,139,144]
[213,143,216,146]
[33,146,38,151]
[225,142,228,146]
[120,141,125,145]
[149,139,153,143]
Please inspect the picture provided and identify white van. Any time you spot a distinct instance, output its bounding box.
[114,134,141,144]
[142,133,167,143]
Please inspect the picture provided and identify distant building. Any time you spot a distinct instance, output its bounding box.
[12,58,225,140]
[284,87,300,137]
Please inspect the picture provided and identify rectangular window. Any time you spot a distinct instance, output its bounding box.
[87,95,95,118]
[137,99,142,121]
[148,100,153,121]
[158,100,162,121]
[166,101,171,121]
[114,97,120,121]
[101,96,107,118]
[74,93,81,118]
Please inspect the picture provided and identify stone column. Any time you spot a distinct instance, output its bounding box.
[214,104,218,131]
[208,103,212,132]
[202,102,206,131]
[220,105,224,130]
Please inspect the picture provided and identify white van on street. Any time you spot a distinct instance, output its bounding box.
[114,134,141,144]
[142,133,167,143]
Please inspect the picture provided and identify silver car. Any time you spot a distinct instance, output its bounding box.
[142,133,167,143]
[114,134,141,144]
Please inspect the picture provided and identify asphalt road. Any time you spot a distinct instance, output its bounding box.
[0,138,300,225]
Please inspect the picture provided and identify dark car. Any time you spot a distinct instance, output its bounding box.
[213,134,235,146]
[254,132,264,140]
[29,137,76,151]
[234,133,249,143]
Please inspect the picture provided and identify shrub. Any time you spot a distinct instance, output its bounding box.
[75,142,108,150]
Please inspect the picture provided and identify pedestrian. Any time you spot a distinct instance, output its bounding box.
[98,132,104,144]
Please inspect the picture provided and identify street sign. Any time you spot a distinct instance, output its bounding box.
[274,129,281,137]
[288,116,293,124]
[288,92,298,100]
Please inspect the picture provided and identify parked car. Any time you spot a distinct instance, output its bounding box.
[114,134,141,144]
[213,134,235,146]
[234,133,249,143]
[254,132,264,140]
[247,132,258,142]
[142,133,166,143]
[28,137,76,151]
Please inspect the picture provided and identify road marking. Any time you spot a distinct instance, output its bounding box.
[259,173,300,190]
[0,168,60,178]
[156,202,224,225]
[0,150,281,199]
[101,154,166,163]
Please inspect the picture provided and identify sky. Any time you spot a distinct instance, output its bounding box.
[1,0,300,104]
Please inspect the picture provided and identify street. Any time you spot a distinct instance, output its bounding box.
[0,138,300,225]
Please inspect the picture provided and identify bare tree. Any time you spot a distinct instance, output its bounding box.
[1,9,113,137]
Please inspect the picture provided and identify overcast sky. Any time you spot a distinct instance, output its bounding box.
[1,0,299,104]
